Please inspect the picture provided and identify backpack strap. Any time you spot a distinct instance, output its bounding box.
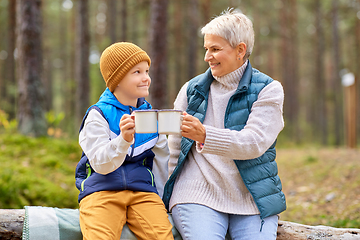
[77,105,108,175]
[79,105,106,133]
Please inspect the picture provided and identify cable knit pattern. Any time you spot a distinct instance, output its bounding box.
[168,62,284,215]
[213,61,247,90]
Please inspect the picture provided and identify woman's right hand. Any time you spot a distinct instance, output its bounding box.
[181,112,206,143]
[119,114,135,143]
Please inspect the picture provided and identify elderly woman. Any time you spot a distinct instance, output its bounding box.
[162,9,286,240]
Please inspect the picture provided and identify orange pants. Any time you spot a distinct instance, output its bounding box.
[79,190,174,240]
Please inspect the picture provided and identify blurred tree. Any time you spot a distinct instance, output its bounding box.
[75,0,90,126]
[16,0,47,137]
[120,0,127,41]
[5,0,16,119]
[148,0,168,109]
[356,0,360,143]
[41,0,54,112]
[314,0,327,144]
[63,1,76,131]
[0,0,357,145]
[108,0,117,43]
[280,0,300,141]
[187,0,200,79]
[200,0,211,25]
[174,0,184,93]
[330,0,343,146]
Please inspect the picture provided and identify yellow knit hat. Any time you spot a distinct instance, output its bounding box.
[100,42,151,92]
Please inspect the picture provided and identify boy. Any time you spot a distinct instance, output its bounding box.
[75,42,174,240]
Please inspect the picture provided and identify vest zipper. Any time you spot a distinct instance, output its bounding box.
[81,163,92,191]
[121,166,127,190]
[260,219,265,232]
[146,168,155,187]
[129,106,135,157]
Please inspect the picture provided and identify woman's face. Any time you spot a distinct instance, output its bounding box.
[203,34,245,77]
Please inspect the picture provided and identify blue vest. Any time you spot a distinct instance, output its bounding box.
[162,62,286,219]
[75,89,159,202]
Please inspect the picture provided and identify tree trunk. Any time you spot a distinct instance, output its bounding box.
[148,0,168,109]
[40,0,53,112]
[330,0,343,146]
[108,0,117,43]
[280,0,300,141]
[75,0,90,126]
[0,209,24,240]
[314,0,327,145]
[120,0,127,41]
[4,0,17,119]
[355,0,360,144]
[200,0,210,26]
[289,0,300,142]
[16,0,47,137]
[2,209,360,240]
[187,0,199,80]
[277,220,360,239]
[172,0,184,100]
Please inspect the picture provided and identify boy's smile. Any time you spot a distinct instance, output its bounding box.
[113,61,151,107]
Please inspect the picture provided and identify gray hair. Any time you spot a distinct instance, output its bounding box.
[201,8,255,60]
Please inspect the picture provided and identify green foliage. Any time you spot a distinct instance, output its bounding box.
[0,132,81,209]
[0,109,17,132]
[45,110,65,128]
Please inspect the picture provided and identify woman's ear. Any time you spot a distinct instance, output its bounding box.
[237,42,247,61]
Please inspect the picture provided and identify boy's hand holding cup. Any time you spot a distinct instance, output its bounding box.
[119,114,135,143]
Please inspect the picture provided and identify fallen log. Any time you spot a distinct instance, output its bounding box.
[0,209,24,240]
[277,220,360,240]
[1,209,360,239]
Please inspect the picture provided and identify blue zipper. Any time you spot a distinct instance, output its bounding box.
[121,166,127,190]
[129,106,135,157]
[120,106,135,189]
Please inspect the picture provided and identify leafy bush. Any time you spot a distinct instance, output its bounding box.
[0,132,81,209]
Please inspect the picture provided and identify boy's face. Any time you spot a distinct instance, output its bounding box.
[113,61,151,106]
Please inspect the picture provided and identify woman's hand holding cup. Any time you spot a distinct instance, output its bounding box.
[180,112,206,144]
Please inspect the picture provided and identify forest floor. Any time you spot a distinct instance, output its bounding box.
[276,147,360,228]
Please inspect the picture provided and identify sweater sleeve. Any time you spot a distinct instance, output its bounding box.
[79,109,133,175]
[152,134,170,198]
[168,82,189,176]
[198,80,284,160]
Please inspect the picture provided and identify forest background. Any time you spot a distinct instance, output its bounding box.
[0,0,360,230]
[0,0,359,145]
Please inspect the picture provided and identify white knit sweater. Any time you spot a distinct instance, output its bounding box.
[168,62,284,214]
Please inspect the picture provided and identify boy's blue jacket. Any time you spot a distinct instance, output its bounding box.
[75,88,159,202]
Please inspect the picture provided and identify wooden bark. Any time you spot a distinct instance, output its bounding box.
[330,0,343,146]
[107,0,117,43]
[5,0,17,119]
[16,0,47,137]
[1,209,360,240]
[0,209,24,240]
[314,0,327,144]
[75,0,90,125]
[277,220,360,240]
[187,0,199,80]
[120,0,127,41]
[148,0,168,109]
